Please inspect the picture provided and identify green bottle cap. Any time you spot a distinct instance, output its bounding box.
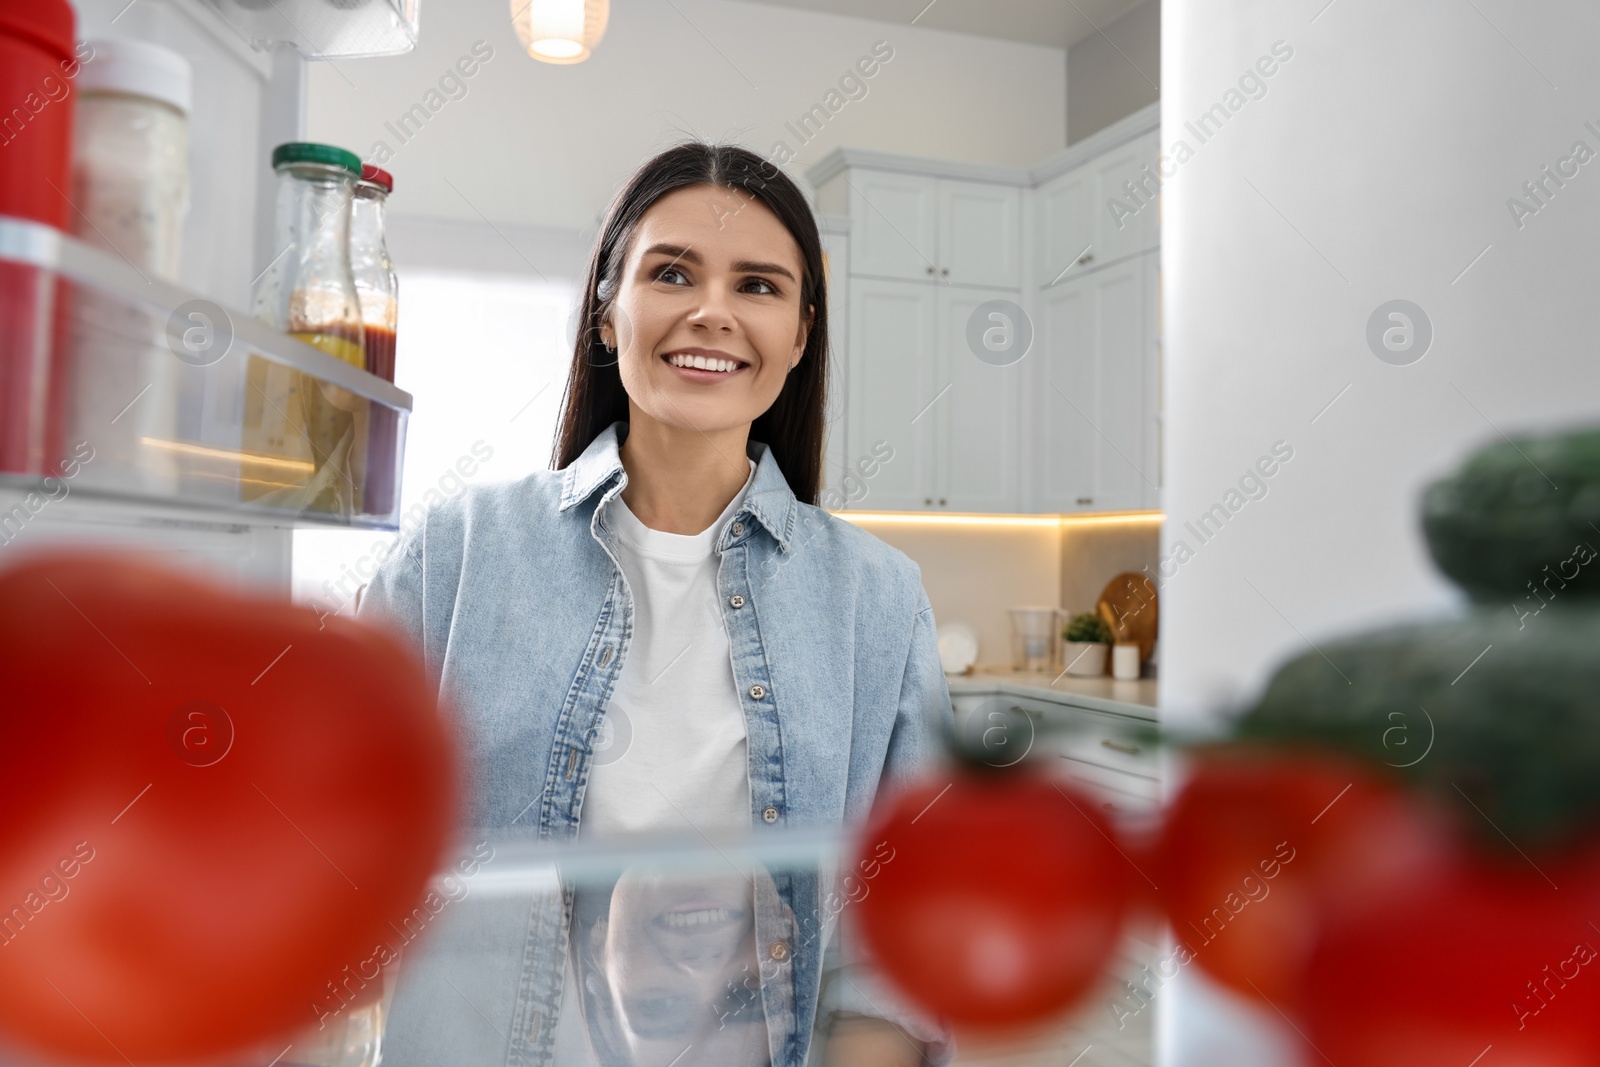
[271,142,363,177]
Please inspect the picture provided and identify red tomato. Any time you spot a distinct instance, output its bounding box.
[1153,746,1448,1011]
[852,769,1136,1029]
[0,551,460,1062]
[1303,847,1600,1067]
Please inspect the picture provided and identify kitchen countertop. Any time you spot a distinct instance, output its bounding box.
[945,665,1159,720]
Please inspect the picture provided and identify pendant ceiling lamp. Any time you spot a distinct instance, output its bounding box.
[512,0,609,64]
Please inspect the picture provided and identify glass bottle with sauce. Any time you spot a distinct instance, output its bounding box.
[350,165,397,382]
[245,142,369,515]
[255,142,367,366]
[349,164,400,519]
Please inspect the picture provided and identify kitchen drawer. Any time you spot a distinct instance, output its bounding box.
[1059,758,1160,807]
[1056,709,1157,779]
[999,697,1156,779]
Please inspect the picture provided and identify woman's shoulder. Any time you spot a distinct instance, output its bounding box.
[784,501,926,598]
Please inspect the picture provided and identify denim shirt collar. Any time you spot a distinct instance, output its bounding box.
[558,420,799,551]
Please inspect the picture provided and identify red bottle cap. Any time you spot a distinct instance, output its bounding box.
[0,0,75,61]
[360,165,394,193]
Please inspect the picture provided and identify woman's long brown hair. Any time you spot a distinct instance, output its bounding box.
[550,141,829,505]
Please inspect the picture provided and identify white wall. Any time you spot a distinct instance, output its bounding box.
[304,0,1066,229]
[1067,0,1159,144]
[850,520,1064,667]
[1161,1,1600,1063]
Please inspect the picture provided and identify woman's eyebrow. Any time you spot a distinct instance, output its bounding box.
[641,242,796,283]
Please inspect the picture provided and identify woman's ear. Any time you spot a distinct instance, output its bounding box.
[791,303,814,368]
[587,915,610,956]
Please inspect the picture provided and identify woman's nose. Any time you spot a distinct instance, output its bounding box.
[685,285,737,330]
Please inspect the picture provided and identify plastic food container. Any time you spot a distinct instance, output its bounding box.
[71,38,192,280]
[60,39,193,495]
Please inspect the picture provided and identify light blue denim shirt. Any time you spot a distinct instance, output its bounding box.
[357,421,954,1066]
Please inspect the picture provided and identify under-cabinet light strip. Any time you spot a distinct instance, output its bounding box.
[832,510,1164,528]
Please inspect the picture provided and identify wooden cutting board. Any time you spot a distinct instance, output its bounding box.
[1096,571,1159,664]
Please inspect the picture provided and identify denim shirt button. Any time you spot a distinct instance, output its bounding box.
[762,805,780,823]
[732,521,745,536]
[768,940,790,961]
[749,684,766,700]
[597,645,614,668]
[729,594,746,609]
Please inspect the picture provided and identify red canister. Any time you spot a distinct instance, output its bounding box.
[0,0,79,477]
[0,0,80,227]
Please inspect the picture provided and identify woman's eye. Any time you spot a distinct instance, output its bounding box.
[744,278,778,295]
[655,265,688,285]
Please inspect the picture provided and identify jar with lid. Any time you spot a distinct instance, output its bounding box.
[350,164,400,518]
[63,39,193,498]
[71,38,191,279]
[245,141,368,516]
[253,141,366,365]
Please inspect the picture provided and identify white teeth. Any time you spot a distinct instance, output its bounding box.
[667,353,741,372]
[662,907,737,928]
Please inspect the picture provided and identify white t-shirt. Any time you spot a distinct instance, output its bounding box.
[555,461,762,1065]
[580,457,758,837]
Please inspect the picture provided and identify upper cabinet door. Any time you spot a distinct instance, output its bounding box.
[1033,258,1153,513]
[846,277,938,510]
[1036,165,1095,287]
[1092,130,1160,266]
[1034,277,1099,512]
[1140,249,1163,511]
[935,286,1021,512]
[938,180,1022,289]
[848,170,940,283]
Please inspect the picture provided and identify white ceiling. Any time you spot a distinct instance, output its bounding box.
[730,0,1148,50]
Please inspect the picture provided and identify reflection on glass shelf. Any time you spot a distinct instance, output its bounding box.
[173,828,1150,1067]
[0,217,412,531]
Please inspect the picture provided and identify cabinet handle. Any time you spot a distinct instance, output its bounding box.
[938,498,946,506]
[924,497,933,506]
[1101,738,1141,755]
[925,266,936,275]
[1078,253,1094,264]
[1076,496,1093,506]
[940,267,950,276]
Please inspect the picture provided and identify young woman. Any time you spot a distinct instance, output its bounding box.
[358,141,954,1067]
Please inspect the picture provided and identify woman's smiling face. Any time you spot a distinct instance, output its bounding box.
[601,183,812,437]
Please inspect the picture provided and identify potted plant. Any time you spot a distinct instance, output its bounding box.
[1062,612,1112,676]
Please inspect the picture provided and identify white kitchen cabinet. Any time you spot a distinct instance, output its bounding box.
[1031,251,1160,513]
[846,170,939,283]
[812,106,1160,516]
[846,278,937,511]
[1090,130,1161,266]
[935,286,1022,510]
[845,170,1021,289]
[1035,129,1160,285]
[937,179,1022,289]
[1035,164,1095,288]
[846,279,1022,511]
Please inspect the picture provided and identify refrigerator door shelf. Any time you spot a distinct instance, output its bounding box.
[200,0,421,60]
[0,215,412,532]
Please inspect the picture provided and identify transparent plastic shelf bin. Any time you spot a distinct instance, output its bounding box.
[0,216,412,530]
